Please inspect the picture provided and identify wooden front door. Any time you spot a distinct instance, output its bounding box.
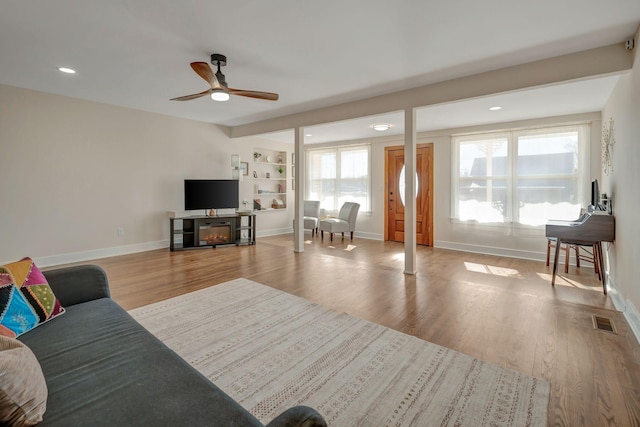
[385,144,433,246]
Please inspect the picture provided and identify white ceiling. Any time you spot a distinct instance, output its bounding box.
[1,1,638,142]
[261,75,622,144]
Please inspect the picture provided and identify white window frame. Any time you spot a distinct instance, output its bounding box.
[305,144,371,214]
[451,124,590,229]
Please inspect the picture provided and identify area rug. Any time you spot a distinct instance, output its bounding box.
[129,279,549,426]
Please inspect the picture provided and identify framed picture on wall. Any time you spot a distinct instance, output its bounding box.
[240,161,249,176]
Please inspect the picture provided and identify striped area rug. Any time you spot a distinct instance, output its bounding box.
[129,278,549,426]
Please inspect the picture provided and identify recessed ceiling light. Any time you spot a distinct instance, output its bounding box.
[57,67,76,74]
[305,133,312,137]
[489,106,502,111]
[372,123,391,132]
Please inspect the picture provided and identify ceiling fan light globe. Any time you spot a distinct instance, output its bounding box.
[211,90,230,102]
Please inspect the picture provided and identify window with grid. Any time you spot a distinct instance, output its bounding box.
[452,125,589,227]
[306,145,370,213]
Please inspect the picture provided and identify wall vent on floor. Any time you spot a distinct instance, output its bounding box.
[592,315,618,334]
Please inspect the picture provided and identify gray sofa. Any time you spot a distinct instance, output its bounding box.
[17,265,326,427]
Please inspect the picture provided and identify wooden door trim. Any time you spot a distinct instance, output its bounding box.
[383,143,434,246]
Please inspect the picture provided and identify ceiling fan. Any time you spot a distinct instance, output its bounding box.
[171,53,278,102]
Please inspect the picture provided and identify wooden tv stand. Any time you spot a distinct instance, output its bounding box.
[169,213,256,251]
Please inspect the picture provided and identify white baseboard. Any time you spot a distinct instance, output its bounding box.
[354,231,383,241]
[256,227,294,238]
[607,277,625,311]
[32,240,168,268]
[434,240,545,262]
[625,300,640,345]
[608,277,640,345]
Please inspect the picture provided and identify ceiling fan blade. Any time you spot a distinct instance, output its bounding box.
[190,62,221,89]
[228,88,279,101]
[170,89,212,101]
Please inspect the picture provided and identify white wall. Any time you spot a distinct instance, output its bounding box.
[601,27,640,340]
[0,84,293,266]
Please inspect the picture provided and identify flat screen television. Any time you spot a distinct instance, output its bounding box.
[590,179,600,211]
[184,179,239,211]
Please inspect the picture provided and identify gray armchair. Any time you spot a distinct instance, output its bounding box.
[319,202,360,241]
[303,200,321,236]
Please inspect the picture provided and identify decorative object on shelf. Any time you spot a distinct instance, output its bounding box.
[253,170,258,178]
[277,154,283,163]
[266,155,273,163]
[272,199,285,209]
[253,152,262,160]
[240,162,248,176]
[276,166,285,175]
[266,172,271,179]
[253,199,262,210]
[602,117,615,175]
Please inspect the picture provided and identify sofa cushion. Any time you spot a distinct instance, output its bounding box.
[18,298,264,426]
[0,335,48,426]
[0,258,64,337]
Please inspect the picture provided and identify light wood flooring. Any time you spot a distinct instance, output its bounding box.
[55,233,640,426]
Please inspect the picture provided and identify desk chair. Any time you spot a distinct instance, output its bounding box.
[547,238,600,278]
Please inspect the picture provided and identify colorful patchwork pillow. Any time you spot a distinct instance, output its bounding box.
[0,257,65,338]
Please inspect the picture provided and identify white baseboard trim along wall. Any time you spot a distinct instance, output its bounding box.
[608,277,640,345]
[31,240,168,268]
[255,227,296,238]
[434,240,546,262]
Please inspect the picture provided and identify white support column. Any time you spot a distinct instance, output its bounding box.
[293,128,305,252]
[404,108,417,275]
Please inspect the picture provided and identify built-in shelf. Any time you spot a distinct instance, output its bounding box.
[252,147,288,211]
